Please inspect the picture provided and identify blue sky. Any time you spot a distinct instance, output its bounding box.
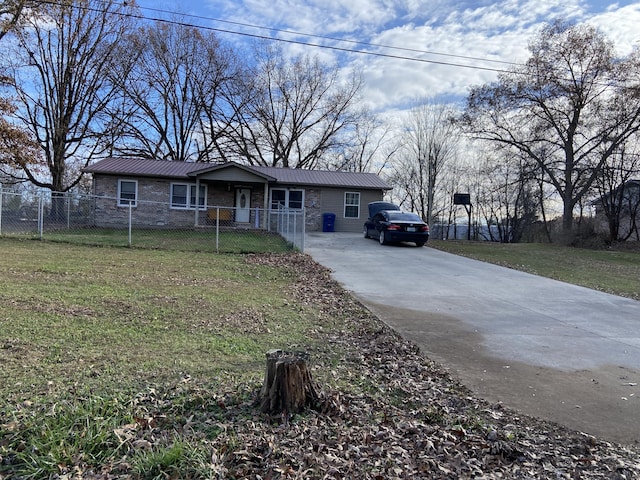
[135,0,640,115]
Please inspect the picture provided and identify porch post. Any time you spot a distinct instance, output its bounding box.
[263,182,269,229]
[195,177,200,227]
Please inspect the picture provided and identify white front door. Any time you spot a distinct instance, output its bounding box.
[235,188,251,223]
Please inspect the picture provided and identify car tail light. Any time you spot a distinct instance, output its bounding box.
[387,224,401,231]
[420,225,430,232]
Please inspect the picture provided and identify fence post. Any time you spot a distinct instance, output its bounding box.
[292,209,297,247]
[215,207,219,253]
[67,192,71,229]
[279,207,285,234]
[128,200,132,246]
[38,194,44,240]
[0,184,3,236]
[300,209,306,252]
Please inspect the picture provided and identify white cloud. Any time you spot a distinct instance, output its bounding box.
[589,4,640,55]
[199,0,640,112]
[453,0,585,31]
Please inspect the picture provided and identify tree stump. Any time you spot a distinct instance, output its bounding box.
[259,349,319,417]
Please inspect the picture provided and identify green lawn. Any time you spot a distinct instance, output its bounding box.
[0,238,329,478]
[2,237,639,478]
[0,239,305,398]
[35,227,294,253]
[429,240,640,300]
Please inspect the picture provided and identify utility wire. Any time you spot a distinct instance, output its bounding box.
[39,0,518,75]
[113,4,632,89]
[133,3,521,68]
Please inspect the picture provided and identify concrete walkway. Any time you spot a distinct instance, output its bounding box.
[304,232,640,445]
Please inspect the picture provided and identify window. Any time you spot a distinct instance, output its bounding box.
[191,185,206,209]
[270,189,304,210]
[171,184,188,208]
[288,190,303,209]
[118,180,137,206]
[171,183,207,209]
[344,192,360,218]
[271,189,286,209]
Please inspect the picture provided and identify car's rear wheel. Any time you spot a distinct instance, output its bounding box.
[379,230,387,245]
[415,242,425,247]
[363,226,369,238]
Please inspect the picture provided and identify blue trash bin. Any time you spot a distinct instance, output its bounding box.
[322,213,336,232]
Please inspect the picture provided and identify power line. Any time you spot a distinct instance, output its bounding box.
[112,4,633,90]
[48,0,518,75]
[134,3,521,69]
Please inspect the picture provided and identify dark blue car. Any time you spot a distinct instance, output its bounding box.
[363,208,430,247]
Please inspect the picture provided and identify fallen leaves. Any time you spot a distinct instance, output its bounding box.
[2,252,640,479]
[228,253,640,478]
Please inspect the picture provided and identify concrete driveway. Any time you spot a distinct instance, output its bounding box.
[304,232,640,444]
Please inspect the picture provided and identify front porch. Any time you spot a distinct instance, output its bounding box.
[194,204,305,250]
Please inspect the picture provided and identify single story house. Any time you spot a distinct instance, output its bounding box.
[83,158,391,232]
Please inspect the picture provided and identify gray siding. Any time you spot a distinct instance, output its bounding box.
[319,188,384,233]
[197,167,267,183]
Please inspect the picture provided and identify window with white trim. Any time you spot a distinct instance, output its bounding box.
[288,190,303,209]
[344,192,360,218]
[270,189,304,210]
[171,183,207,209]
[118,179,138,206]
[191,185,206,209]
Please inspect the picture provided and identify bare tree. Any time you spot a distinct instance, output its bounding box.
[109,19,238,162]
[392,101,459,225]
[0,0,44,41]
[6,0,136,210]
[220,44,364,169]
[437,154,475,239]
[323,111,396,174]
[593,139,640,242]
[461,21,640,242]
[473,146,539,242]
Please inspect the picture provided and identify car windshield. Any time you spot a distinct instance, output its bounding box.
[386,212,423,222]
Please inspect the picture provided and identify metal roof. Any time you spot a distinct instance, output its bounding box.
[84,158,391,190]
[83,158,204,178]
[249,165,390,189]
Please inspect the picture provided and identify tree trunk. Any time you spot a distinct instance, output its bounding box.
[259,349,319,418]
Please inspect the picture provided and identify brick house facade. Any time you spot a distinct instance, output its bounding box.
[84,158,391,233]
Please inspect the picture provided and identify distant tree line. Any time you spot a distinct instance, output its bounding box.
[392,21,640,245]
[460,21,640,244]
[1,2,639,243]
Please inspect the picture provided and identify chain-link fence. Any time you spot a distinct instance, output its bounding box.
[430,223,501,241]
[0,188,305,253]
